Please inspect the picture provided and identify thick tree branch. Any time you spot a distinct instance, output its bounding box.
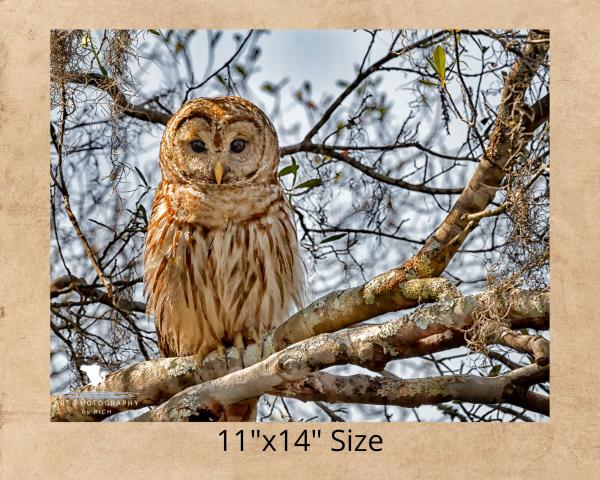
[405,30,549,276]
[50,288,546,422]
[491,327,549,366]
[272,277,460,350]
[523,93,549,132]
[277,31,549,334]
[49,277,460,421]
[136,291,547,421]
[50,287,548,421]
[276,366,549,417]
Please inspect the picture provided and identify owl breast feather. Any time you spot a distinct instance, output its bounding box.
[144,182,303,358]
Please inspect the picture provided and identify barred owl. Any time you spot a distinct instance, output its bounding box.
[144,96,304,421]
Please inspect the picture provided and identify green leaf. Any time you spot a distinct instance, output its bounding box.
[81,31,91,48]
[278,164,299,177]
[134,167,149,187]
[320,233,346,244]
[85,32,109,79]
[418,78,438,87]
[294,178,322,190]
[249,47,261,61]
[433,45,446,88]
[488,364,502,377]
[261,82,275,93]
[148,29,161,36]
[336,79,349,88]
[137,204,148,223]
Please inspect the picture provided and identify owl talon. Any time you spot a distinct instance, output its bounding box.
[249,328,263,359]
[217,344,229,371]
[249,328,261,345]
[234,332,245,368]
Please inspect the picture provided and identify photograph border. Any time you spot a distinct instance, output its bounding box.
[1,1,598,478]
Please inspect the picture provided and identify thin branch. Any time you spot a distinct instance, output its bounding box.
[285,145,464,195]
[182,30,254,102]
[51,275,146,313]
[315,401,345,422]
[54,85,114,301]
[280,141,477,162]
[302,30,449,143]
[63,72,171,125]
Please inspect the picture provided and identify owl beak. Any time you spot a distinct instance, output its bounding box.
[214,161,224,186]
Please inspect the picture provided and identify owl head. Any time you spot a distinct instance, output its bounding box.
[159,96,280,188]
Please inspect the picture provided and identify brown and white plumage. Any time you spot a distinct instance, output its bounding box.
[144,97,303,420]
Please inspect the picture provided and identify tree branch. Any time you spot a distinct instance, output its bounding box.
[62,72,171,125]
[276,366,549,417]
[50,286,548,421]
[284,145,465,195]
[280,141,477,162]
[407,29,549,275]
[50,288,546,422]
[523,93,549,132]
[301,30,449,144]
[491,327,549,366]
[51,275,146,313]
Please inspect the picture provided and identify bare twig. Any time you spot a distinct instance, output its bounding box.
[63,72,171,125]
[54,85,115,301]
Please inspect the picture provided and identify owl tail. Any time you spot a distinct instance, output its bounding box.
[219,397,258,422]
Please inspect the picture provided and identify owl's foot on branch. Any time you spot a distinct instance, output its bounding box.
[216,333,258,373]
[216,344,230,372]
[249,327,263,360]
[234,332,246,369]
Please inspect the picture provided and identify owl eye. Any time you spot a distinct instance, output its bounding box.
[190,140,206,153]
[230,139,246,153]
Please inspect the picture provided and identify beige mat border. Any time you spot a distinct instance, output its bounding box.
[0,1,598,478]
